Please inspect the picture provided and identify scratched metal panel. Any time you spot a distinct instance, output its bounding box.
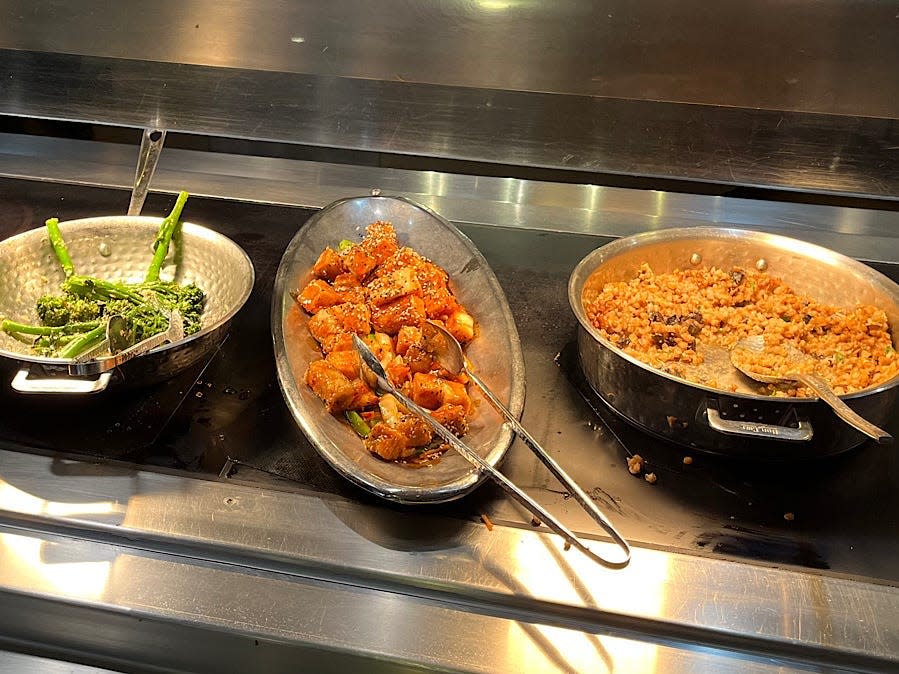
[2,49,898,199]
[0,449,898,671]
[1,0,897,118]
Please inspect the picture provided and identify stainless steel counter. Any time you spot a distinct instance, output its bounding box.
[2,1,898,199]
[2,2,898,669]
[0,141,898,671]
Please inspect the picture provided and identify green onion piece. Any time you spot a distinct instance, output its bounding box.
[345,410,371,438]
[337,239,355,252]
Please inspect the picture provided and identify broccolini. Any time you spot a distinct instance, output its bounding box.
[1,191,206,358]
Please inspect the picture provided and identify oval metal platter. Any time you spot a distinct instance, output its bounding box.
[272,195,526,503]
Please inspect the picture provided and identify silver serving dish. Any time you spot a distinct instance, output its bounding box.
[569,227,899,458]
[272,195,526,503]
[0,215,255,394]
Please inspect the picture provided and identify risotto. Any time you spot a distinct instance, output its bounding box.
[584,263,899,396]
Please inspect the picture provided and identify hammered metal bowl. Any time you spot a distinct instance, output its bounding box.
[0,216,254,390]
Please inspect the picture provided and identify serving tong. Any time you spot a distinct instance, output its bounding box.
[68,310,184,376]
[353,328,631,568]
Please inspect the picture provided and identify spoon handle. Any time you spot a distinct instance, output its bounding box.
[466,369,630,563]
[795,373,892,444]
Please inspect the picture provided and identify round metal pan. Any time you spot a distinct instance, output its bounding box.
[569,227,899,458]
[0,216,255,394]
[272,195,526,503]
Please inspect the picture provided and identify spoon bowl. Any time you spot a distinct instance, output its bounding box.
[731,335,891,444]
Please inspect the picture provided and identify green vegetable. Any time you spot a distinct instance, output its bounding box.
[337,239,355,252]
[0,191,207,359]
[0,319,100,336]
[345,410,371,438]
[35,294,100,326]
[145,191,189,282]
[63,275,144,303]
[45,217,75,278]
[57,323,107,359]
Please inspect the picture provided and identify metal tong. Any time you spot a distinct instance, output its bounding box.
[353,331,631,568]
[128,128,166,216]
[68,310,184,376]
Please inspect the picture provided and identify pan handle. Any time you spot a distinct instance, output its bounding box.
[11,367,112,395]
[706,406,813,442]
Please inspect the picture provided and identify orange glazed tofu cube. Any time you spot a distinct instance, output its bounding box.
[395,325,423,356]
[361,221,399,264]
[374,247,424,278]
[332,272,361,288]
[441,380,472,413]
[297,279,342,314]
[364,424,413,461]
[366,267,421,307]
[371,294,426,335]
[307,302,371,352]
[423,288,459,321]
[331,272,367,305]
[445,309,476,344]
[404,343,435,374]
[348,379,379,410]
[411,372,444,409]
[340,245,377,281]
[312,247,346,281]
[385,355,411,386]
[305,360,356,412]
[330,302,372,335]
[325,350,361,380]
[431,403,469,437]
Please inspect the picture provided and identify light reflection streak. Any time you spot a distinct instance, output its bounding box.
[507,533,671,672]
[0,478,116,600]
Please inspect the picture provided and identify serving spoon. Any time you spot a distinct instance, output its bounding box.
[730,335,891,444]
[353,332,631,568]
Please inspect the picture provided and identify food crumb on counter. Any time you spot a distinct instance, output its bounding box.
[530,516,542,527]
[683,456,693,465]
[784,512,795,521]
[666,415,689,429]
[480,513,494,531]
[627,454,644,475]
[644,472,658,484]
[563,540,572,551]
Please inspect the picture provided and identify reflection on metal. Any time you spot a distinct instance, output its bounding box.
[0,449,897,671]
[2,133,899,264]
[2,49,898,198]
[0,0,896,118]
[0,528,806,673]
[0,479,114,600]
[0,651,118,674]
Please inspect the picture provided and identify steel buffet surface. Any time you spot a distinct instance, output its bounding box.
[0,179,898,670]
